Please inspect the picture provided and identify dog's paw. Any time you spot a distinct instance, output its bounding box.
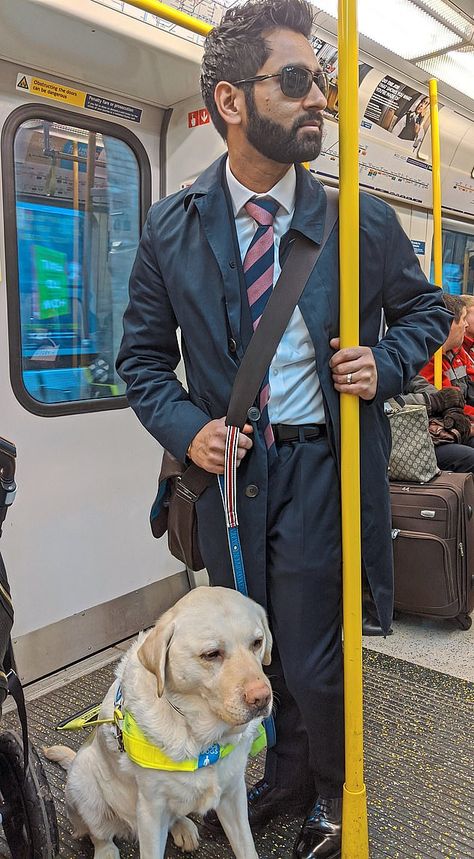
[170,817,200,852]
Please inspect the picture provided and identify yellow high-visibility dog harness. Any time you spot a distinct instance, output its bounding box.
[57,687,267,772]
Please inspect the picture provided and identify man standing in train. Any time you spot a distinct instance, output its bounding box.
[116,1,451,856]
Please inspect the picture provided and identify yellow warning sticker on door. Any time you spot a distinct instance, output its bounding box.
[15,74,142,122]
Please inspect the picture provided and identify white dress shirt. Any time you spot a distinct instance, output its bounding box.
[225,158,325,425]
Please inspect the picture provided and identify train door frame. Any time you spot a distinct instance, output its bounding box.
[0,72,188,685]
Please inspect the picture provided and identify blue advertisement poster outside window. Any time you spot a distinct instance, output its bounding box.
[13,119,141,405]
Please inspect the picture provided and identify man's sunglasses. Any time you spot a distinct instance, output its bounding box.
[230,65,329,100]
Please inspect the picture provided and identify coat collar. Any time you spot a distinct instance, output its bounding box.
[184,155,328,246]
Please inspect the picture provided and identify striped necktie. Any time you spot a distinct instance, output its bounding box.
[243,197,280,461]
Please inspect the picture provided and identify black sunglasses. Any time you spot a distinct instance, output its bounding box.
[231,65,329,100]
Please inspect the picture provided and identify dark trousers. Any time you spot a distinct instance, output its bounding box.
[435,438,474,473]
[263,435,344,798]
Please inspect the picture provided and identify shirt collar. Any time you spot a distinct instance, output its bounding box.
[225,157,296,218]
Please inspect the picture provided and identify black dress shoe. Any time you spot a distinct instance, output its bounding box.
[293,796,342,859]
[202,778,313,834]
[362,606,393,636]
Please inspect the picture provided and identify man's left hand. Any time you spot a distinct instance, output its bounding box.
[329,337,378,400]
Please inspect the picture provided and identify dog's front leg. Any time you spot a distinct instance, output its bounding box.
[136,790,170,859]
[216,777,259,859]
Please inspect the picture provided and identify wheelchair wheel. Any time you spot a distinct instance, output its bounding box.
[0,730,59,858]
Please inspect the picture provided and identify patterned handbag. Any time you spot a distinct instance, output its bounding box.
[387,400,439,483]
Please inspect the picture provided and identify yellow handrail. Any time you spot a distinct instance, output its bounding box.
[430,79,443,390]
[338,1,369,856]
[125,0,211,36]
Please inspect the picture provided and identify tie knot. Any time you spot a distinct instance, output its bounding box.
[245,197,279,227]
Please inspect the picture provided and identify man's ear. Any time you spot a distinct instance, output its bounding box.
[214,80,245,130]
[137,614,175,697]
[258,606,273,666]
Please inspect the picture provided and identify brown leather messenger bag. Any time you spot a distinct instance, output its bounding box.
[151,187,339,570]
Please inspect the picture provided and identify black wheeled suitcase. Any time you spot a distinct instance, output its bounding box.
[390,472,474,630]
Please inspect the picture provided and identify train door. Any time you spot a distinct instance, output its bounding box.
[0,60,187,684]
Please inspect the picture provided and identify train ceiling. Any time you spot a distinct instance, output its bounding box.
[0,0,472,114]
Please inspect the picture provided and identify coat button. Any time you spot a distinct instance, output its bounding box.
[245,484,259,498]
[228,338,237,353]
[247,406,260,421]
[229,260,236,269]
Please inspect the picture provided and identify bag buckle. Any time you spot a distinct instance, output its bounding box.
[175,478,199,504]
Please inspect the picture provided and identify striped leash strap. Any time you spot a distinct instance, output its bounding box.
[217,425,276,747]
[217,425,247,596]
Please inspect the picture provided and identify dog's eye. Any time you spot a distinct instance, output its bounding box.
[252,638,263,651]
[201,650,223,661]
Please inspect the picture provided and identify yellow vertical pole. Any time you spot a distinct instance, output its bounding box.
[430,79,443,390]
[338,1,369,857]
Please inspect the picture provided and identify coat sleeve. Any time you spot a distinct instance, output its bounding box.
[116,209,211,462]
[370,204,452,402]
[401,374,437,413]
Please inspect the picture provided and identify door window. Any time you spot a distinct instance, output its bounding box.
[433,226,474,295]
[3,109,150,412]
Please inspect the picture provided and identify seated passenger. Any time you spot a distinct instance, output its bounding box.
[403,374,474,473]
[419,293,474,421]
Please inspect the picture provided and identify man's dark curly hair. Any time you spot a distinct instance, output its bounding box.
[200,0,314,140]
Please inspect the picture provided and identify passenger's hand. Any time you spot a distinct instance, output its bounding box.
[442,408,471,445]
[428,386,464,415]
[187,417,253,474]
[329,338,378,400]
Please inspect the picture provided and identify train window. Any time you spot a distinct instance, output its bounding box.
[2,106,151,415]
[435,226,474,295]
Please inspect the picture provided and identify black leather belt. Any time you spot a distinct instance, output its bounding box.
[271,424,327,444]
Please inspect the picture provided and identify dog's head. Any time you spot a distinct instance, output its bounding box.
[137,587,273,727]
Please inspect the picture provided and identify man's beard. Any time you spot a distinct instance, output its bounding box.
[244,89,323,164]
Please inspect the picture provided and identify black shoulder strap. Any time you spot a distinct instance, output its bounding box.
[227,186,339,428]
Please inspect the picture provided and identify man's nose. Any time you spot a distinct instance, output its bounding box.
[303,80,327,111]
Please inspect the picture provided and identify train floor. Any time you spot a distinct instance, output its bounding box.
[1,614,473,859]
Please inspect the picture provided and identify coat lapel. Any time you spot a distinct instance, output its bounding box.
[291,167,338,376]
[186,157,247,360]
[290,168,341,447]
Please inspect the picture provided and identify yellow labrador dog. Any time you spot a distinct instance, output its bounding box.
[45,586,272,859]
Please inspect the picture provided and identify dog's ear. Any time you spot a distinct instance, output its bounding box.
[258,607,273,666]
[137,616,175,697]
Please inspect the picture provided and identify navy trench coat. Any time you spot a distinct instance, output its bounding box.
[117,155,451,634]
